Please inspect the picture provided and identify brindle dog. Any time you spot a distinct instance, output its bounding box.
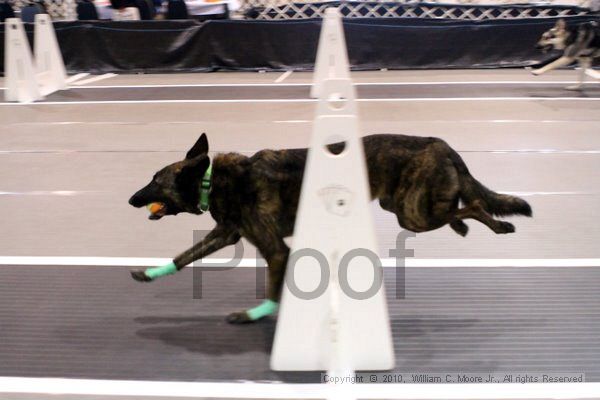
[129,133,532,323]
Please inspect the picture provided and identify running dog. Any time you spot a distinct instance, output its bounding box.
[128,134,532,323]
[531,19,600,90]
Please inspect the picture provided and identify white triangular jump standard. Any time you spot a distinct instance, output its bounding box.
[34,14,67,96]
[310,7,351,98]
[4,18,42,103]
[271,7,394,376]
[4,15,68,102]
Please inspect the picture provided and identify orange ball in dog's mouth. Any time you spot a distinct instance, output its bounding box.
[146,202,166,219]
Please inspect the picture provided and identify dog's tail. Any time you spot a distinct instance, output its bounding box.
[450,150,532,218]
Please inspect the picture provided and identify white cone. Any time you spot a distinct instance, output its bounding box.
[271,7,394,373]
[34,14,67,96]
[4,18,42,103]
[310,8,351,99]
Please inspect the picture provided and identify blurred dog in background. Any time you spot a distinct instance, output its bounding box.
[531,19,600,90]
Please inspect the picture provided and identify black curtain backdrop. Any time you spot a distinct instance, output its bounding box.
[0,16,597,75]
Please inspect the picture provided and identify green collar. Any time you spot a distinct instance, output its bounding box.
[199,163,212,212]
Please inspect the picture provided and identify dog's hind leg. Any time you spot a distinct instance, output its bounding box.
[450,219,469,237]
[453,200,515,234]
[585,68,600,79]
[567,58,591,90]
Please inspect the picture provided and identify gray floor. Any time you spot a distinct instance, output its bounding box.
[0,265,598,383]
[2,82,599,102]
[0,70,599,396]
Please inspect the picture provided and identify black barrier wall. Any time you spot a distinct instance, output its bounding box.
[0,16,597,74]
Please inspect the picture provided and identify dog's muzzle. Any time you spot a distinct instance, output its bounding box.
[129,194,145,208]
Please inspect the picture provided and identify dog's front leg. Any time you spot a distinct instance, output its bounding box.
[226,234,289,324]
[531,56,575,75]
[130,224,240,282]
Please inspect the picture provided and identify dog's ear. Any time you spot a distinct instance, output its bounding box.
[556,19,566,30]
[186,133,209,160]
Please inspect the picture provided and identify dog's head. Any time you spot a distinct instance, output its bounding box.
[129,133,211,220]
[536,19,569,52]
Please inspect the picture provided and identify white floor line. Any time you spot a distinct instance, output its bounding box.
[5,119,598,125]
[1,80,597,90]
[65,73,90,84]
[361,97,600,102]
[0,377,598,399]
[484,119,599,123]
[0,190,101,196]
[0,256,598,268]
[500,191,594,196]
[71,73,117,86]
[355,80,600,86]
[489,150,600,154]
[0,189,592,197]
[0,97,599,106]
[275,70,293,83]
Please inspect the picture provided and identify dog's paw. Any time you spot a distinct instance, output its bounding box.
[450,220,469,237]
[530,69,543,76]
[565,85,582,91]
[226,311,253,324]
[131,270,153,282]
[494,221,515,234]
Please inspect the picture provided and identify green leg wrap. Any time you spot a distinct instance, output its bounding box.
[247,299,278,321]
[144,261,177,280]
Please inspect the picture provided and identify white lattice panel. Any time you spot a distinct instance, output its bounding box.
[9,0,77,20]
[238,0,593,20]
[7,0,595,20]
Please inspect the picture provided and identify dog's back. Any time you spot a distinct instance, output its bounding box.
[248,134,531,235]
[565,21,600,58]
